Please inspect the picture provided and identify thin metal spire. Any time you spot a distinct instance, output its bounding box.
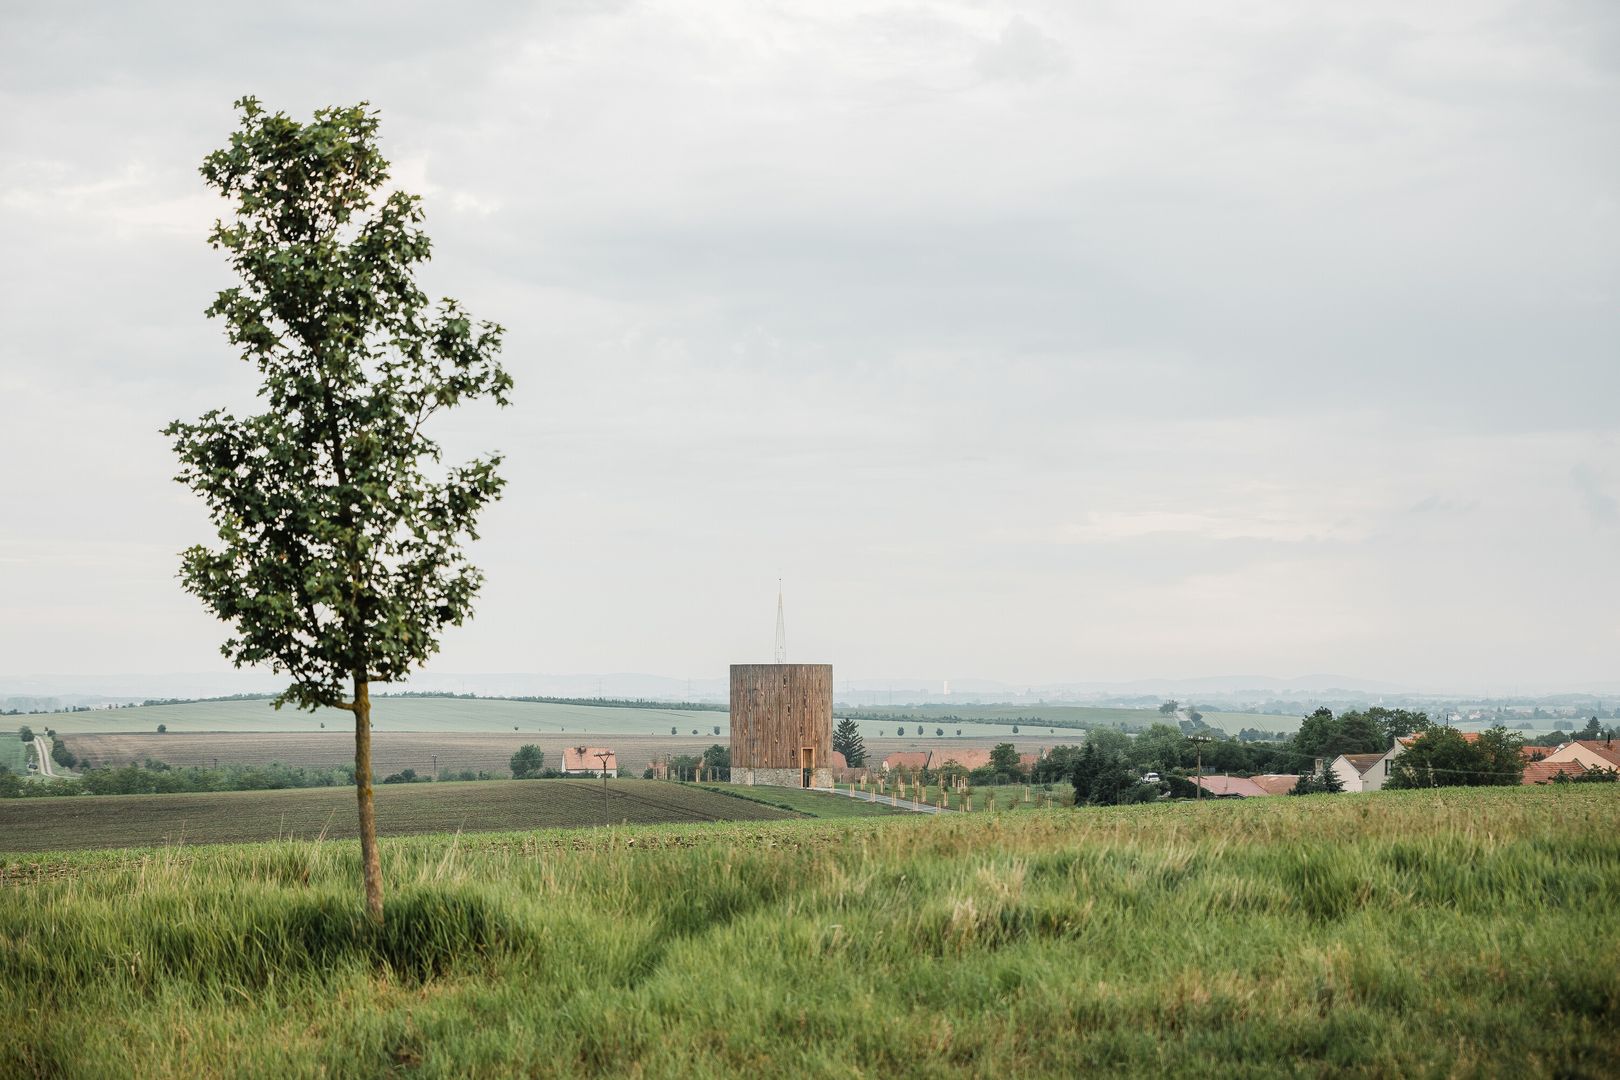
[774,579,787,663]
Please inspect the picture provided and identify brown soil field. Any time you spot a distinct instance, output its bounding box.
[0,779,796,852]
[65,733,1068,776]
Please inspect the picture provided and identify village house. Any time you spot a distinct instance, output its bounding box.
[1542,739,1620,773]
[1188,774,1301,798]
[1330,752,1392,792]
[1521,760,1591,785]
[561,746,618,778]
[881,750,931,773]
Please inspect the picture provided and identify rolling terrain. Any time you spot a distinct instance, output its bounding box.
[65,730,1071,775]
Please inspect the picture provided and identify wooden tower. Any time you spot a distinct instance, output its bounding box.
[729,663,833,788]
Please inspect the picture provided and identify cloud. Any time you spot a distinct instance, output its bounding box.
[1571,463,1619,525]
[0,1,1618,688]
[975,16,1068,83]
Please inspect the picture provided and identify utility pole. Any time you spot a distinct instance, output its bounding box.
[1190,735,1212,801]
[596,751,612,822]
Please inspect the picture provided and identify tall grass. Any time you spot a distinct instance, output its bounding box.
[2,787,1616,1077]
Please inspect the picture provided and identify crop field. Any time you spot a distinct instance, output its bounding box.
[32,695,1061,740]
[65,731,733,776]
[65,732,1069,776]
[842,702,1295,734]
[0,779,793,852]
[26,696,731,736]
[1,786,1615,1077]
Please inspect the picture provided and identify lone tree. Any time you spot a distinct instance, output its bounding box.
[832,717,866,767]
[165,98,512,920]
[510,745,545,779]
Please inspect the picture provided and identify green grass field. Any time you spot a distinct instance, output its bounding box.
[0,734,29,774]
[1,786,1614,1076]
[0,780,794,852]
[688,783,906,818]
[30,697,730,735]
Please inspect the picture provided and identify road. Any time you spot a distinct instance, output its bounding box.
[31,737,55,778]
[822,786,951,814]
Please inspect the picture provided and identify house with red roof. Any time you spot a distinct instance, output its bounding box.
[1542,739,1620,773]
[1188,774,1298,798]
[1331,752,1393,792]
[561,746,618,778]
[881,750,932,773]
[1521,760,1592,785]
[1188,775,1268,798]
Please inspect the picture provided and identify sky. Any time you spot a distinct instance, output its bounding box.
[1,0,1618,694]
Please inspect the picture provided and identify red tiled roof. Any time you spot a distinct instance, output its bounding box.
[1339,753,1384,775]
[1399,730,1481,747]
[935,748,994,771]
[1249,774,1300,795]
[1520,744,1560,761]
[1190,775,1268,798]
[562,746,617,772]
[1567,740,1620,769]
[1522,760,1591,785]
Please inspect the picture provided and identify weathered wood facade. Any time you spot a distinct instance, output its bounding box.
[729,663,833,787]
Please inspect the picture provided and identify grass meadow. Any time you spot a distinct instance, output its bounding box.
[688,783,906,818]
[2,786,1615,1077]
[0,734,29,774]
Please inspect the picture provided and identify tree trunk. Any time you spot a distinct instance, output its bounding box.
[353,674,384,921]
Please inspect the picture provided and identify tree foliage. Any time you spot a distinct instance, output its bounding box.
[1386,726,1523,789]
[1289,759,1344,795]
[164,98,511,918]
[832,717,866,767]
[509,745,545,779]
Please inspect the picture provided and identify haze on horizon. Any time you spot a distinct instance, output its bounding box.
[2,2,1618,695]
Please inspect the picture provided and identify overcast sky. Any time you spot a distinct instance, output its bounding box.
[2,0,1617,693]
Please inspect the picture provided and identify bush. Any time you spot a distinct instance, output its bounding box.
[381,768,429,784]
[156,724,167,734]
[50,737,77,770]
[17,725,33,743]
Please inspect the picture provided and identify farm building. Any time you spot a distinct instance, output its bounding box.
[729,663,833,788]
[561,746,618,778]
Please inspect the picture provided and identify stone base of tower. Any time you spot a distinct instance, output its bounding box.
[731,767,833,790]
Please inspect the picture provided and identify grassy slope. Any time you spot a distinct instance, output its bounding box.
[0,735,28,773]
[688,783,905,818]
[0,780,793,852]
[2,786,1615,1077]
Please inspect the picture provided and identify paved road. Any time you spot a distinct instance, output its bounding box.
[822,786,952,814]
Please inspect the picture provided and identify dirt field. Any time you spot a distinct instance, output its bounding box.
[65,732,1073,775]
[0,779,796,852]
